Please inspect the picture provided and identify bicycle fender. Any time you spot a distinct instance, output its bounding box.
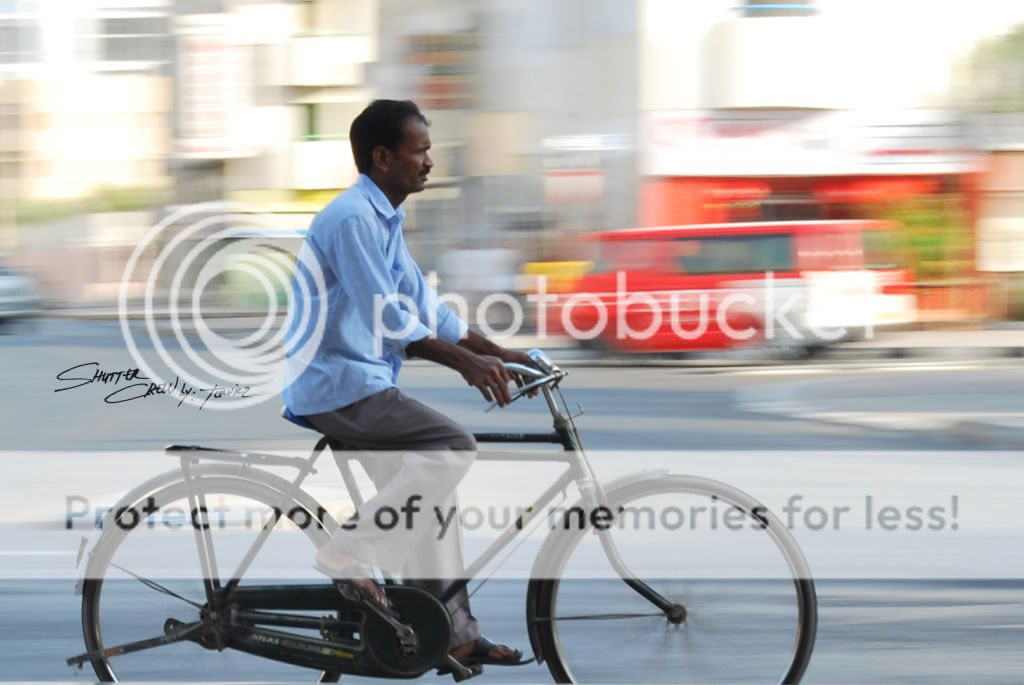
[523,469,668,664]
[73,464,336,591]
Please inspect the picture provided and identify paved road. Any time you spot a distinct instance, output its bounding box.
[4,579,1024,683]
[0,319,1001,452]
[1,320,1022,682]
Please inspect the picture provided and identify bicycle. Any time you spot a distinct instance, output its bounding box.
[67,350,817,683]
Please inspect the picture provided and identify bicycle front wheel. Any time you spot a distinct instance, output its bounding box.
[532,476,817,684]
[79,472,337,682]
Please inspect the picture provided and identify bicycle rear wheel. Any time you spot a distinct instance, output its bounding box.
[531,476,817,684]
[79,472,339,681]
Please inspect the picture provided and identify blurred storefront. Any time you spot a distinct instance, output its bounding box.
[974,113,1024,320]
[638,114,987,324]
[639,109,978,225]
[636,0,991,325]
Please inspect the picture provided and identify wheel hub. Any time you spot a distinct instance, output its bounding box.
[666,604,687,625]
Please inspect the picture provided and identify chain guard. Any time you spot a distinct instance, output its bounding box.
[171,585,453,678]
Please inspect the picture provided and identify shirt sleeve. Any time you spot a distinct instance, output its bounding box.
[397,239,468,345]
[317,216,432,355]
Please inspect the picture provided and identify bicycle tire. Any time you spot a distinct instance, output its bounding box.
[79,472,340,682]
[530,475,817,684]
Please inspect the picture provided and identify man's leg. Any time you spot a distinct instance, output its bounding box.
[399,490,479,646]
[308,389,474,569]
[306,388,480,644]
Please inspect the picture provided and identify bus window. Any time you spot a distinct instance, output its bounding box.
[675,234,795,274]
[595,240,673,272]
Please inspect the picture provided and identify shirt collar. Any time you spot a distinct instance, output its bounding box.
[355,174,405,224]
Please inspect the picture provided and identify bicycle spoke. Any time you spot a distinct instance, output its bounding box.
[538,478,817,683]
[553,611,664,621]
[80,474,337,681]
[103,557,204,609]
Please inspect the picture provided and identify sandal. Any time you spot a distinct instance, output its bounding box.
[437,636,533,674]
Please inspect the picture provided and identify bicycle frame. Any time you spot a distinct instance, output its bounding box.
[165,380,595,601]
[92,374,679,674]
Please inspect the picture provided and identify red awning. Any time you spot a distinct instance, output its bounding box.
[815,178,939,203]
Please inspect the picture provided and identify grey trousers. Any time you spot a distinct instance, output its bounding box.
[307,387,480,645]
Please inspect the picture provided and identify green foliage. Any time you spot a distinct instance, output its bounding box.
[13,186,169,225]
[878,195,973,280]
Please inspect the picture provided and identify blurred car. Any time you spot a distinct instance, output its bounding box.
[0,266,40,327]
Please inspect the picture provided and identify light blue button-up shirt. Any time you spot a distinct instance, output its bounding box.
[282,174,467,416]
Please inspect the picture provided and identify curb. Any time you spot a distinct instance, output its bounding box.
[948,419,1024,450]
[740,398,1024,450]
[820,345,1024,362]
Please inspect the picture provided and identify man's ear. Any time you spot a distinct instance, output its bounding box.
[371,145,391,173]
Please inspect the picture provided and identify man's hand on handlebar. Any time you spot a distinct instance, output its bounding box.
[408,333,545,407]
[453,330,542,405]
[459,354,515,407]
[498,350,542,399]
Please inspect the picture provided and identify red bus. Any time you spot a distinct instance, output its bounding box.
[540,220,915,353]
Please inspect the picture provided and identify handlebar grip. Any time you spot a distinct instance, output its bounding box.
[504,362,545,379]
[484,374,552,413]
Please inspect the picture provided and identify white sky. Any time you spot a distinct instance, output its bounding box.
[642,0,1024,111]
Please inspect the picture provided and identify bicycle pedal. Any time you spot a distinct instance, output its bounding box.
[440,655,482,681]
[450,663,482,682]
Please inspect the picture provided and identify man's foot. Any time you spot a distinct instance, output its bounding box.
[448,636,528,667]
[313,546,390,610]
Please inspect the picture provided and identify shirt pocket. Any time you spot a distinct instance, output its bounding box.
[389,260,406,288]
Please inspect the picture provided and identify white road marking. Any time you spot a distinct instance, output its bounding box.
[0,550,75,556]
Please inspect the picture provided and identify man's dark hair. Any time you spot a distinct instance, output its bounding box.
[349,100,429,174]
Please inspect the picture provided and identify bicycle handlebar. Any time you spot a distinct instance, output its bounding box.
[486,350,567,412]
[503,362,546,379]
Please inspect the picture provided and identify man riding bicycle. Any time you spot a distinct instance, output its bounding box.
[282,99,533,669]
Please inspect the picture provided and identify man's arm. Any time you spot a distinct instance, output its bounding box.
[457,329,536,368]
[406,335,516,406]
[457,329,541,399]
[397,239,536,405]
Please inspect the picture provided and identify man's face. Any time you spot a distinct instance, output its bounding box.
[380,117,433,197]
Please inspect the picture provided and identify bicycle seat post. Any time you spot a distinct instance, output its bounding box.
[329,439,366,509]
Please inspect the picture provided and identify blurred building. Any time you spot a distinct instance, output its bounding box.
[639,0,978,226]
[975,115,1024,271]
[384,0,636,267]
[0,0,173,298]
[171,0,374,205]
[1,0,171,203]
[973,112,1024,317]
[636,0,1024,322]
[2,0,1023,319]
[172,0,637,285]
